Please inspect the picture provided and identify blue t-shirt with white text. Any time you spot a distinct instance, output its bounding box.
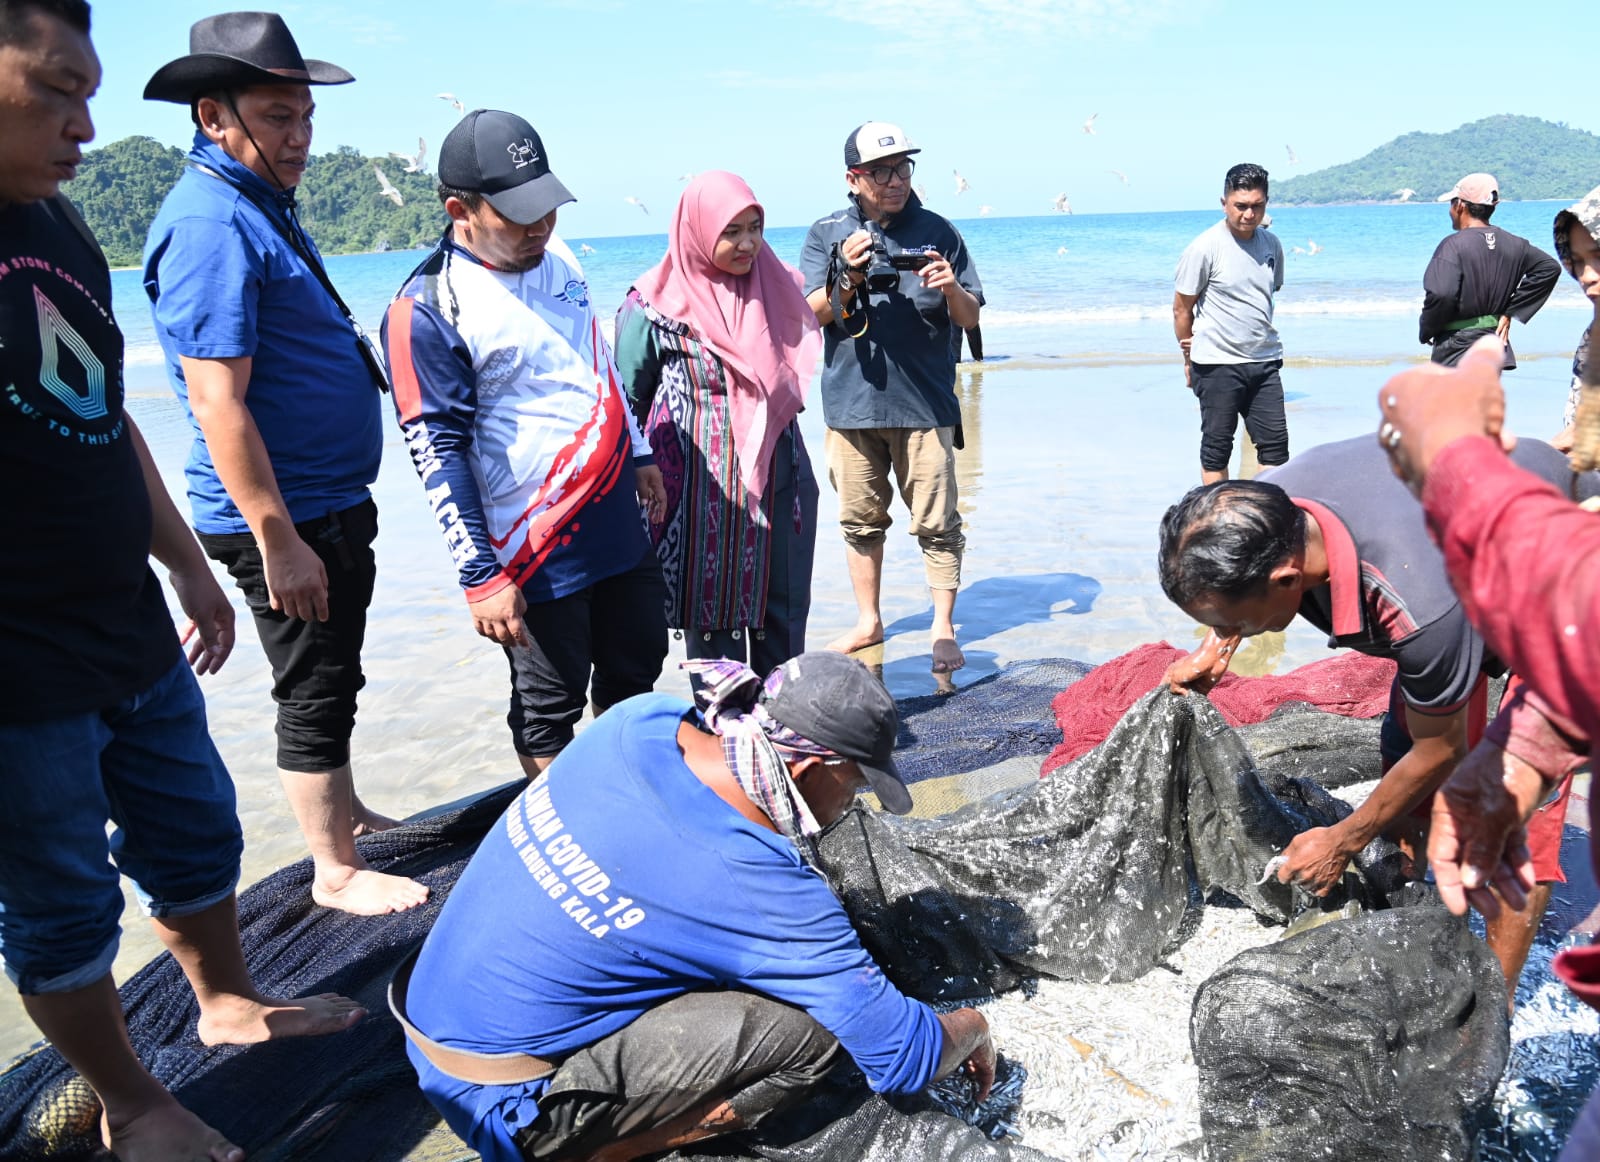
[404,694,942,1162]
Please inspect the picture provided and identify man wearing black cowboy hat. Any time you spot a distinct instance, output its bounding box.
[1,5,365,1161]
[142,12,426,917]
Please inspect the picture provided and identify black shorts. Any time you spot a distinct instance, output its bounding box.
[1191,359,1289,472]
[198,498,377,773]
[506,553,669,758]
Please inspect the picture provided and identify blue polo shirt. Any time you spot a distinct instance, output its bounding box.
[405,693,943,1162]
[799,193,983,431]
[143,137,381,534]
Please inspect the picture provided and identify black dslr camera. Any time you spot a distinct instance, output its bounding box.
[837,236,937,293]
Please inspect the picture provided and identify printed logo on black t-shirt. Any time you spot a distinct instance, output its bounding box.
[1,227,126,449]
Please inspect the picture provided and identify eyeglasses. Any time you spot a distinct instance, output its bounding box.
[851,159,915,186]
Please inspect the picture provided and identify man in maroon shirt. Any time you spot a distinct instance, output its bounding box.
[1375,335,1600,1160]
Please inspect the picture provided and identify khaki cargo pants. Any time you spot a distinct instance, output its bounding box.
[824,426,964,591]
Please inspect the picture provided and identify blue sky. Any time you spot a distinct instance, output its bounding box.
[84,0,1592,238]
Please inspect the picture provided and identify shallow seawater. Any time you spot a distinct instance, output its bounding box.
[0,343,1580,1073]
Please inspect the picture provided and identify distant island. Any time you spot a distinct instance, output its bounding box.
[1273,115,1600,205]
[69,136,445,268]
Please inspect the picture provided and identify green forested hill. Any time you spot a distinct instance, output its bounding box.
[68,136,446,267]
[1274,115,1600,205]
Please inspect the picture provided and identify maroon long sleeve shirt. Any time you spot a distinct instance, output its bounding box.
[1421,435,1600,1007]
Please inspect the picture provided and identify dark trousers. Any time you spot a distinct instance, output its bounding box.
[197,498,377,773]
[505,553,668,758]
[1191,359,1289,472]
[515,989,841,1160]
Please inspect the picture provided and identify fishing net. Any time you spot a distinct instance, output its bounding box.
[1190,898,1511,1162]
[1041,643,1396,772]
[817,689,1402,996]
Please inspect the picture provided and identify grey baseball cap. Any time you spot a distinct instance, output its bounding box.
[761,651,911,815]
[437,110,575,225]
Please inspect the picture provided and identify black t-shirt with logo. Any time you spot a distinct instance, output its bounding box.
[0,197,177,720]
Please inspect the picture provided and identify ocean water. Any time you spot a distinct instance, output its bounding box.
[113,199,1594,382]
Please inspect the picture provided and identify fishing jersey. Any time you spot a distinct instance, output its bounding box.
[383,234,653,605]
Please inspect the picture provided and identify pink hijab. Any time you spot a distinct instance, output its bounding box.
[632,171,822,501]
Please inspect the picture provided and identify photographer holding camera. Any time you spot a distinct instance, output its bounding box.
[801,122,983,678]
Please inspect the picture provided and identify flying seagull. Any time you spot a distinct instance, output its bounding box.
[624,196,649,215]
[914,182,929,203]
[578,243,597,255]
[953,169,970,195]
[1108,168,1128,185]
[1057,246,1070,256]
[388,137,427,174]
[677,173,694,182]
[373,164,404,207]
[1052,192,1072,214]
[1285,144,1299,164]
[1307,239,1323,255]
[979,204,993,216]
[436,92,465,114]
[1393,188,1417,202]
[1082,113,1098,135]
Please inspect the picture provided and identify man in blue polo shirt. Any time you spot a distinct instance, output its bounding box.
[1157,435,1596,992]
[143,13,424,917]
[390,652,996,1162]
[801,122,984,678]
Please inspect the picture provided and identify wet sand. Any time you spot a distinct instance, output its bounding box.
[0,352,1585,1063]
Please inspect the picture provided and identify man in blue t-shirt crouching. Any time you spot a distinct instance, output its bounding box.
[390,651,995,1162]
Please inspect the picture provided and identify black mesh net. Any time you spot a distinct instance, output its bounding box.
[1190,899,1511,1162]
[818,689,1403,995]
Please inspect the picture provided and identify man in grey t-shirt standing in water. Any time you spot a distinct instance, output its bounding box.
[1173,163,1288,484]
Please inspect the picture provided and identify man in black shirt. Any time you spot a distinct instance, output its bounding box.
[1419,173,1561,368]
[0,4,361,1160]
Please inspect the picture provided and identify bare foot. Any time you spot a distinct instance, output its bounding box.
[197,991,367,1046]
[825,618,884,655]
[312,866,430,916]
[351,804,403,838]
[931,637,966,674]
[104,1093,244,1162]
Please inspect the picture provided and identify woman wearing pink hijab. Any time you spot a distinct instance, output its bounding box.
[615,172,823,674]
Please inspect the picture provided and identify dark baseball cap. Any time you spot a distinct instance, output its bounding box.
[437,110,575,226]
[761,651,911,815]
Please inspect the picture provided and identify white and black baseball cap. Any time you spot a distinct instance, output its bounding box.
[761,651,912,815]
[844,122,920,169]
[438,110,575,225]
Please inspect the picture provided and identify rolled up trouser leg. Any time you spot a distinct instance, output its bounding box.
[518,989,841,1160]
[889,426,964,591]
[825,427,895,551]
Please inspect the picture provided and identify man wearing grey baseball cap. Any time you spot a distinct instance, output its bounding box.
[382,110,669,780]
[1419,172,1561,368]
[388,651,998,1161]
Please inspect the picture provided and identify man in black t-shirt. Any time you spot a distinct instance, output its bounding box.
[0,5,361,1160]
[1419,173,1561,368]
[1156,435,1596,993]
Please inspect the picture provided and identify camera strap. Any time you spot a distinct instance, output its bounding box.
[187,162,391,394]
[828,247,869,339]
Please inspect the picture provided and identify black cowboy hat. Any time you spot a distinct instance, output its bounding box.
[144,11,353,104]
